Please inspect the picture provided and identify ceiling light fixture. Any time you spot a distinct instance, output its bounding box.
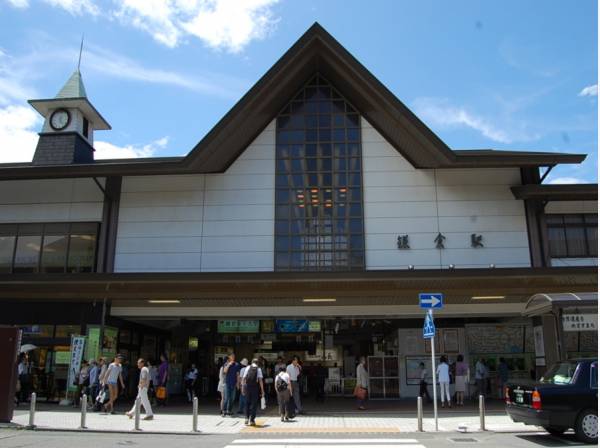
[303,298,337,302]
[471,296,506,300]
[148,300,181,304]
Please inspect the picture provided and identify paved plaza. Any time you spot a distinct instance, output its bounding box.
[10,399,539,435]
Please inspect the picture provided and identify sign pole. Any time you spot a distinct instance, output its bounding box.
[430,311,438,431]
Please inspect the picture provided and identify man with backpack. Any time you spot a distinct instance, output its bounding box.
[275,366,293,422]
[241,358,265,426]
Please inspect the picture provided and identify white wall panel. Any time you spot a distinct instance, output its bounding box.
[545,201,598,214]
[0,178,103,223]
[114,120,275,272]
[362,118,530,270]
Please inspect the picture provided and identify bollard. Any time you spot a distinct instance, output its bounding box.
[27,392,36,429]
[134,396,142,431]
[79,394,88,429]
[192,396,199,432]
[479,394,486,431]
[417,396,423,432]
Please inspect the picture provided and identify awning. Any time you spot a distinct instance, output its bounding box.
[523,292,598,316]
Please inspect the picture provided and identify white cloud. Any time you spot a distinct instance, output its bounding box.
[548,177,586,185]
[0,105,41,163]
[180,0,280,52]
[94,136,169,159]
[578,84,598,97]
[83,45,244,98]
[413,97,514,144]
[5,0,29,8]
[42,0,100,15]
[5,0,279,52]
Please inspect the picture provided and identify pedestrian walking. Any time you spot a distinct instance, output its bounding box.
[149,360,159,405]
[88,360,100,407]
[437,355,451,408]
[286,356,303,415]
[418,362,432,403]
[355,357,369,410]
[185,363,199,403]
[217,359,226,416]
[475,358,486,399]
[156,354,169,406]
[275,366,292,421]
[17,353,31,404]
[241,358,265,426]
[454,354,468,406]
[237,359,249,414]
[100,355,125,414]
[223,353,241,416]
[74,360,90,407]
[498,357,509,398]
[126,358,154,420]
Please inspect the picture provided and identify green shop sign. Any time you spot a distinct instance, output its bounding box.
[218,320,260,334]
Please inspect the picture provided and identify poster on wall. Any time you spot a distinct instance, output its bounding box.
[275,320,309,333]
[442,329,459,353]
[102,327,119,359]
[66,336,86,393]
[406,357,432,385]
[86,326,100,362]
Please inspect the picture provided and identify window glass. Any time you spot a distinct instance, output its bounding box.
[274,75,365,271]
[20,325,54,338]
[0,236,15,273]
[540,361,579,385]
[67,234,97,273]
[13,235,41,273]
[591,362,598,389]
[41,234,68,273]
[547,214,596,258]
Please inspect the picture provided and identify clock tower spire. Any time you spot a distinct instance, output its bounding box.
[28,56,111,165]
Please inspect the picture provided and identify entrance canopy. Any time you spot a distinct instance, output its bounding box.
[523,292,598,316]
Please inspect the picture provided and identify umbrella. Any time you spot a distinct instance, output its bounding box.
[20,344,37,353]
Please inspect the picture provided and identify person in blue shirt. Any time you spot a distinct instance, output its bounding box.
[222,353,241,416]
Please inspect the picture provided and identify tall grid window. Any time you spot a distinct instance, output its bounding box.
[546,214,597,258]
[274,75,365,271]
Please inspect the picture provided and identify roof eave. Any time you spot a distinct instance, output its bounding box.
[511,183,598,201]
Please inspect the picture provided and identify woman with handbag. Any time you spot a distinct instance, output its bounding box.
[355,357,369,410]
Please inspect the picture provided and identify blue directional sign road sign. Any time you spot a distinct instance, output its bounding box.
[423,311,436,339]
[419,292,444,309]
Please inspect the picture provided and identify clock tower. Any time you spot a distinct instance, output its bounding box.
[28,69,110,165]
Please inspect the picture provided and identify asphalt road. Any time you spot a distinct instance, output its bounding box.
[0,428,594,448]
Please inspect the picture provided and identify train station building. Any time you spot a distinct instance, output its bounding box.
[0,24,596,402]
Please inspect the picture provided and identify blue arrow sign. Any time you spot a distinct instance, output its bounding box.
[419,293,444,309]
[423,311,436,339]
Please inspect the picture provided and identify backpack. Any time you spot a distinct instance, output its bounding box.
[276,375,288,392]
[246,366,258,385]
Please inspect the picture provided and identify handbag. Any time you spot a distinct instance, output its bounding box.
[156,386,167,399]
[353,385,367,400]
[260,396,267,410]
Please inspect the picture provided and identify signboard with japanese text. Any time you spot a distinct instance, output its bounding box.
[562,314,597,332]
[66,336,86,392]
[218,320,260,333]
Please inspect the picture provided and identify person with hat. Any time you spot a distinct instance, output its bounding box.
[100,354,125,414]
[237,358,249,414]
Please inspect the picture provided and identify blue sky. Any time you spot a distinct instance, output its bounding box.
[0,0,597,183]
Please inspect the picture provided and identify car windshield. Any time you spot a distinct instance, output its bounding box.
[540,361,579,385]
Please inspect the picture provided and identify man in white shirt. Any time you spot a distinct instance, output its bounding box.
[126,358,154,420]
[286,355,303,414]
[185,363,199,402]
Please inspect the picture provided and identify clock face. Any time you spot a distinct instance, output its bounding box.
[50,109,70,131]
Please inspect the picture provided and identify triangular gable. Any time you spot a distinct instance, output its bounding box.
[184,22,456,171]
